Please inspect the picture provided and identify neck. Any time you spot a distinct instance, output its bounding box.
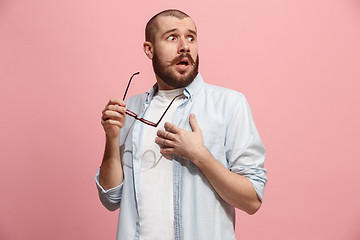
[156,75,177,90]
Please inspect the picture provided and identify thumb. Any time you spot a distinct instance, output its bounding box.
[189,113,201,132]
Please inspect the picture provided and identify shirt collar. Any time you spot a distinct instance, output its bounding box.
[146,72,204,103]
[184,72,204,100]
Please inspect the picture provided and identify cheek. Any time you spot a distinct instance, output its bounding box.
[156,48,175,61]
[190,46,198,58]
[156,42,176,54]
[191,52,198,63]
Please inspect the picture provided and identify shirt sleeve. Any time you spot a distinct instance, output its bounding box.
[225,94,267,202]
[95,168,123,211]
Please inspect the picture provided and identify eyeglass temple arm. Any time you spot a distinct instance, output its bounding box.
[123,72,140,101]
[154,94,183,127]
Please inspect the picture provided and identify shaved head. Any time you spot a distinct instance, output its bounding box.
[143,9,199,89]
[145,9,192,44]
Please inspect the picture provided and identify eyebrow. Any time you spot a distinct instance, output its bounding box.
[162,28,197,38]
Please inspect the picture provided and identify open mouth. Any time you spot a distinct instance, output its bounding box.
[176,58,190,66]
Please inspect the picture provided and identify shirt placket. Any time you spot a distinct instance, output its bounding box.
[132,96,152,239]
[172,94,191,240]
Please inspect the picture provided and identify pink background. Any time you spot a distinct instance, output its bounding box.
[1,0,360,239]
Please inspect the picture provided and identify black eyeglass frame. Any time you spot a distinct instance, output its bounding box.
[122,72,182,127]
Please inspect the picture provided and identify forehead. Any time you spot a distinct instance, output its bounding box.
[155,16,197,36]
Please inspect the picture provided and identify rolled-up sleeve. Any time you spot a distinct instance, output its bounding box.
[226,94,267,202]
[95,168,123,211]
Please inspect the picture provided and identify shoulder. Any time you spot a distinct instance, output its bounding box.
[202,82,246,105]
[200,83,253,128]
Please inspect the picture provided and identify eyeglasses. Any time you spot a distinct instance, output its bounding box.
[123,72,182,127]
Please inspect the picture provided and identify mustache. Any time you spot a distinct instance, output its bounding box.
[168,53,196,66]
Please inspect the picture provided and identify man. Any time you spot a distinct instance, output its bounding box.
[96,9,267,240]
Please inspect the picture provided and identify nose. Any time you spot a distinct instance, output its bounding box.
[178,37,190,54]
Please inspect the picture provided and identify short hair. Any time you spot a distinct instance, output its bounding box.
[145,9,191,44]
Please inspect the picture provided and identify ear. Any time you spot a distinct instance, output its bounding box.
[143,41,154,60]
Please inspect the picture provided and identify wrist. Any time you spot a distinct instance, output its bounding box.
[191,146,211,166]
[105,133,119,142]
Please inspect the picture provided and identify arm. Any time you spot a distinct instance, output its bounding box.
[99,98,126,190]
[156,114,261,215]
[191,148,261,215]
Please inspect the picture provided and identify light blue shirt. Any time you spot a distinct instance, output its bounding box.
[95,73,267,240]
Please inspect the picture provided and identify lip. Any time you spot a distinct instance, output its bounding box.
[175,63,190,72]
[177,57,190,64]
[174,57,190,72]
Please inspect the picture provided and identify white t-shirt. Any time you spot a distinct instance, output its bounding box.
[139,88,184,240]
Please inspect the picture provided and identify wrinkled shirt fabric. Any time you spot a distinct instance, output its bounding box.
[95,73,267,240]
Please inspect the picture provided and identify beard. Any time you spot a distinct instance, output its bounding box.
[152,52,199,89]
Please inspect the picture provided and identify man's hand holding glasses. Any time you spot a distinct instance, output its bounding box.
[101,98,127,140]
[101,72,183,135]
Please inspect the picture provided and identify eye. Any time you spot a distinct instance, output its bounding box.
[167,35,177,41]
[187,36,194,42]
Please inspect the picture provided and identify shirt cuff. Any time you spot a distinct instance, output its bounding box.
[95,168,123,210]
[231,166,267,202]
[247,175,266,202]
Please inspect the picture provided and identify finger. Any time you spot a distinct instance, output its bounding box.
[189,113,201,132]
[157,143,173,154]
[155,137,176,148]
[164,122,181,134]
[102,110,124,121]
[156,142,167,148]
[102,105,126,115]
[157,130,176,141]
[107,98,126,107]
[160,147,175,155]
[101,118,123,128]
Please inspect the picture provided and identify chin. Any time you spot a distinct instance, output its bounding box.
[153,55,199,89]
